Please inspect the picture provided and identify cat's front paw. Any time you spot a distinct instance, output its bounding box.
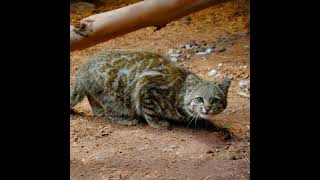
[148,120,170,129]
[127,119,139,126]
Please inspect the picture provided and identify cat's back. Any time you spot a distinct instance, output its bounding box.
[81,49,188,80]
[76,49,189,96]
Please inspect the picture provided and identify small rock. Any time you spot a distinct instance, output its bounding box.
[230,156,237,160]
[208,70,217,77]
[206,150,214,154]
[239,80,250,89]
[170,53,180,58]
[205,48,213,54]
[215,73,223,78]
[217,63,223,68]
[168,48,174,55]
[185,44,192,50]
[178,44,185,49]
[238,92,250,98]
[215,149,220,153]
[170,57,178,62]
[176,50,182,54]
[196,52,207,56]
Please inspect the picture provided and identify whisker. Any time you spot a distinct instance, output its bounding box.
[187,116,195,128]
[184,114,192,122]
[184,112,196,122]
[195,116,198,128]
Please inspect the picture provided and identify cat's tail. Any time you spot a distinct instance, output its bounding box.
[70,81,85,109]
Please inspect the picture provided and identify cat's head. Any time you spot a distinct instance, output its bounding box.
[184,74,231,120]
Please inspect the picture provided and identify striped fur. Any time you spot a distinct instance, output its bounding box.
[70,49,230,128]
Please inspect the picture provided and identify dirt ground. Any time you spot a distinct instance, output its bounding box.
[70,0,250,179]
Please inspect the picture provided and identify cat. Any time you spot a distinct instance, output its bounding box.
[70,49,231,128]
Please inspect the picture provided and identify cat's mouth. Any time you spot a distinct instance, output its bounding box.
[199,110,222,119]
[199,113,214,120]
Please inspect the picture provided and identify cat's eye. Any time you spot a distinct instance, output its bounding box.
[211,98,220,103]
[196,97,204,103]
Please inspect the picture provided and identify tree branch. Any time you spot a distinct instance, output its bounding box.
[70,0,230,51]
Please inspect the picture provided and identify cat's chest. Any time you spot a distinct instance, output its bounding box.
[157,99,185,121]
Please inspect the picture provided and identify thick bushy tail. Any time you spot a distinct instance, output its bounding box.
[70,81,85,109]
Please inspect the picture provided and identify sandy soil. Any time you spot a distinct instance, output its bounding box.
[70,0,250,179]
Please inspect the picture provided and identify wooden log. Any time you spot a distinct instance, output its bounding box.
[70,0,229,51]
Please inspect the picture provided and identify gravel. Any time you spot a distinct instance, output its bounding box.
[239,80,250,89]
[208,70,218,77]
[238,92,250,98]
[170,57,178,62]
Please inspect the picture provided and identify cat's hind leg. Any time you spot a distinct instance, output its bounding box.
[87,95,105,117]
[70,81,86,109]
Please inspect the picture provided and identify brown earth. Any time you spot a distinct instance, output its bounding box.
[70,0,250,179]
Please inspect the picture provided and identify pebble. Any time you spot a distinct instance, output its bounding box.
[170,57,178,62]
[176,50,182,54]
[170,53,181,58]
[217,63,223,67]
[239,80,250,89]
[185,44,192,50]
[238,92,250,98]
[205,48,213,54]
[215,73,223,78]
[208,70,217,77]
[178,44,185,49]
[196,52,207,56]
[168,48,174,55]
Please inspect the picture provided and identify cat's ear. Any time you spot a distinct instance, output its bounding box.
[185,74,201,91]
[218,78,231,95]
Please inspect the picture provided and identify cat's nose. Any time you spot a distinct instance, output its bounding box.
[204,106,211,112]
